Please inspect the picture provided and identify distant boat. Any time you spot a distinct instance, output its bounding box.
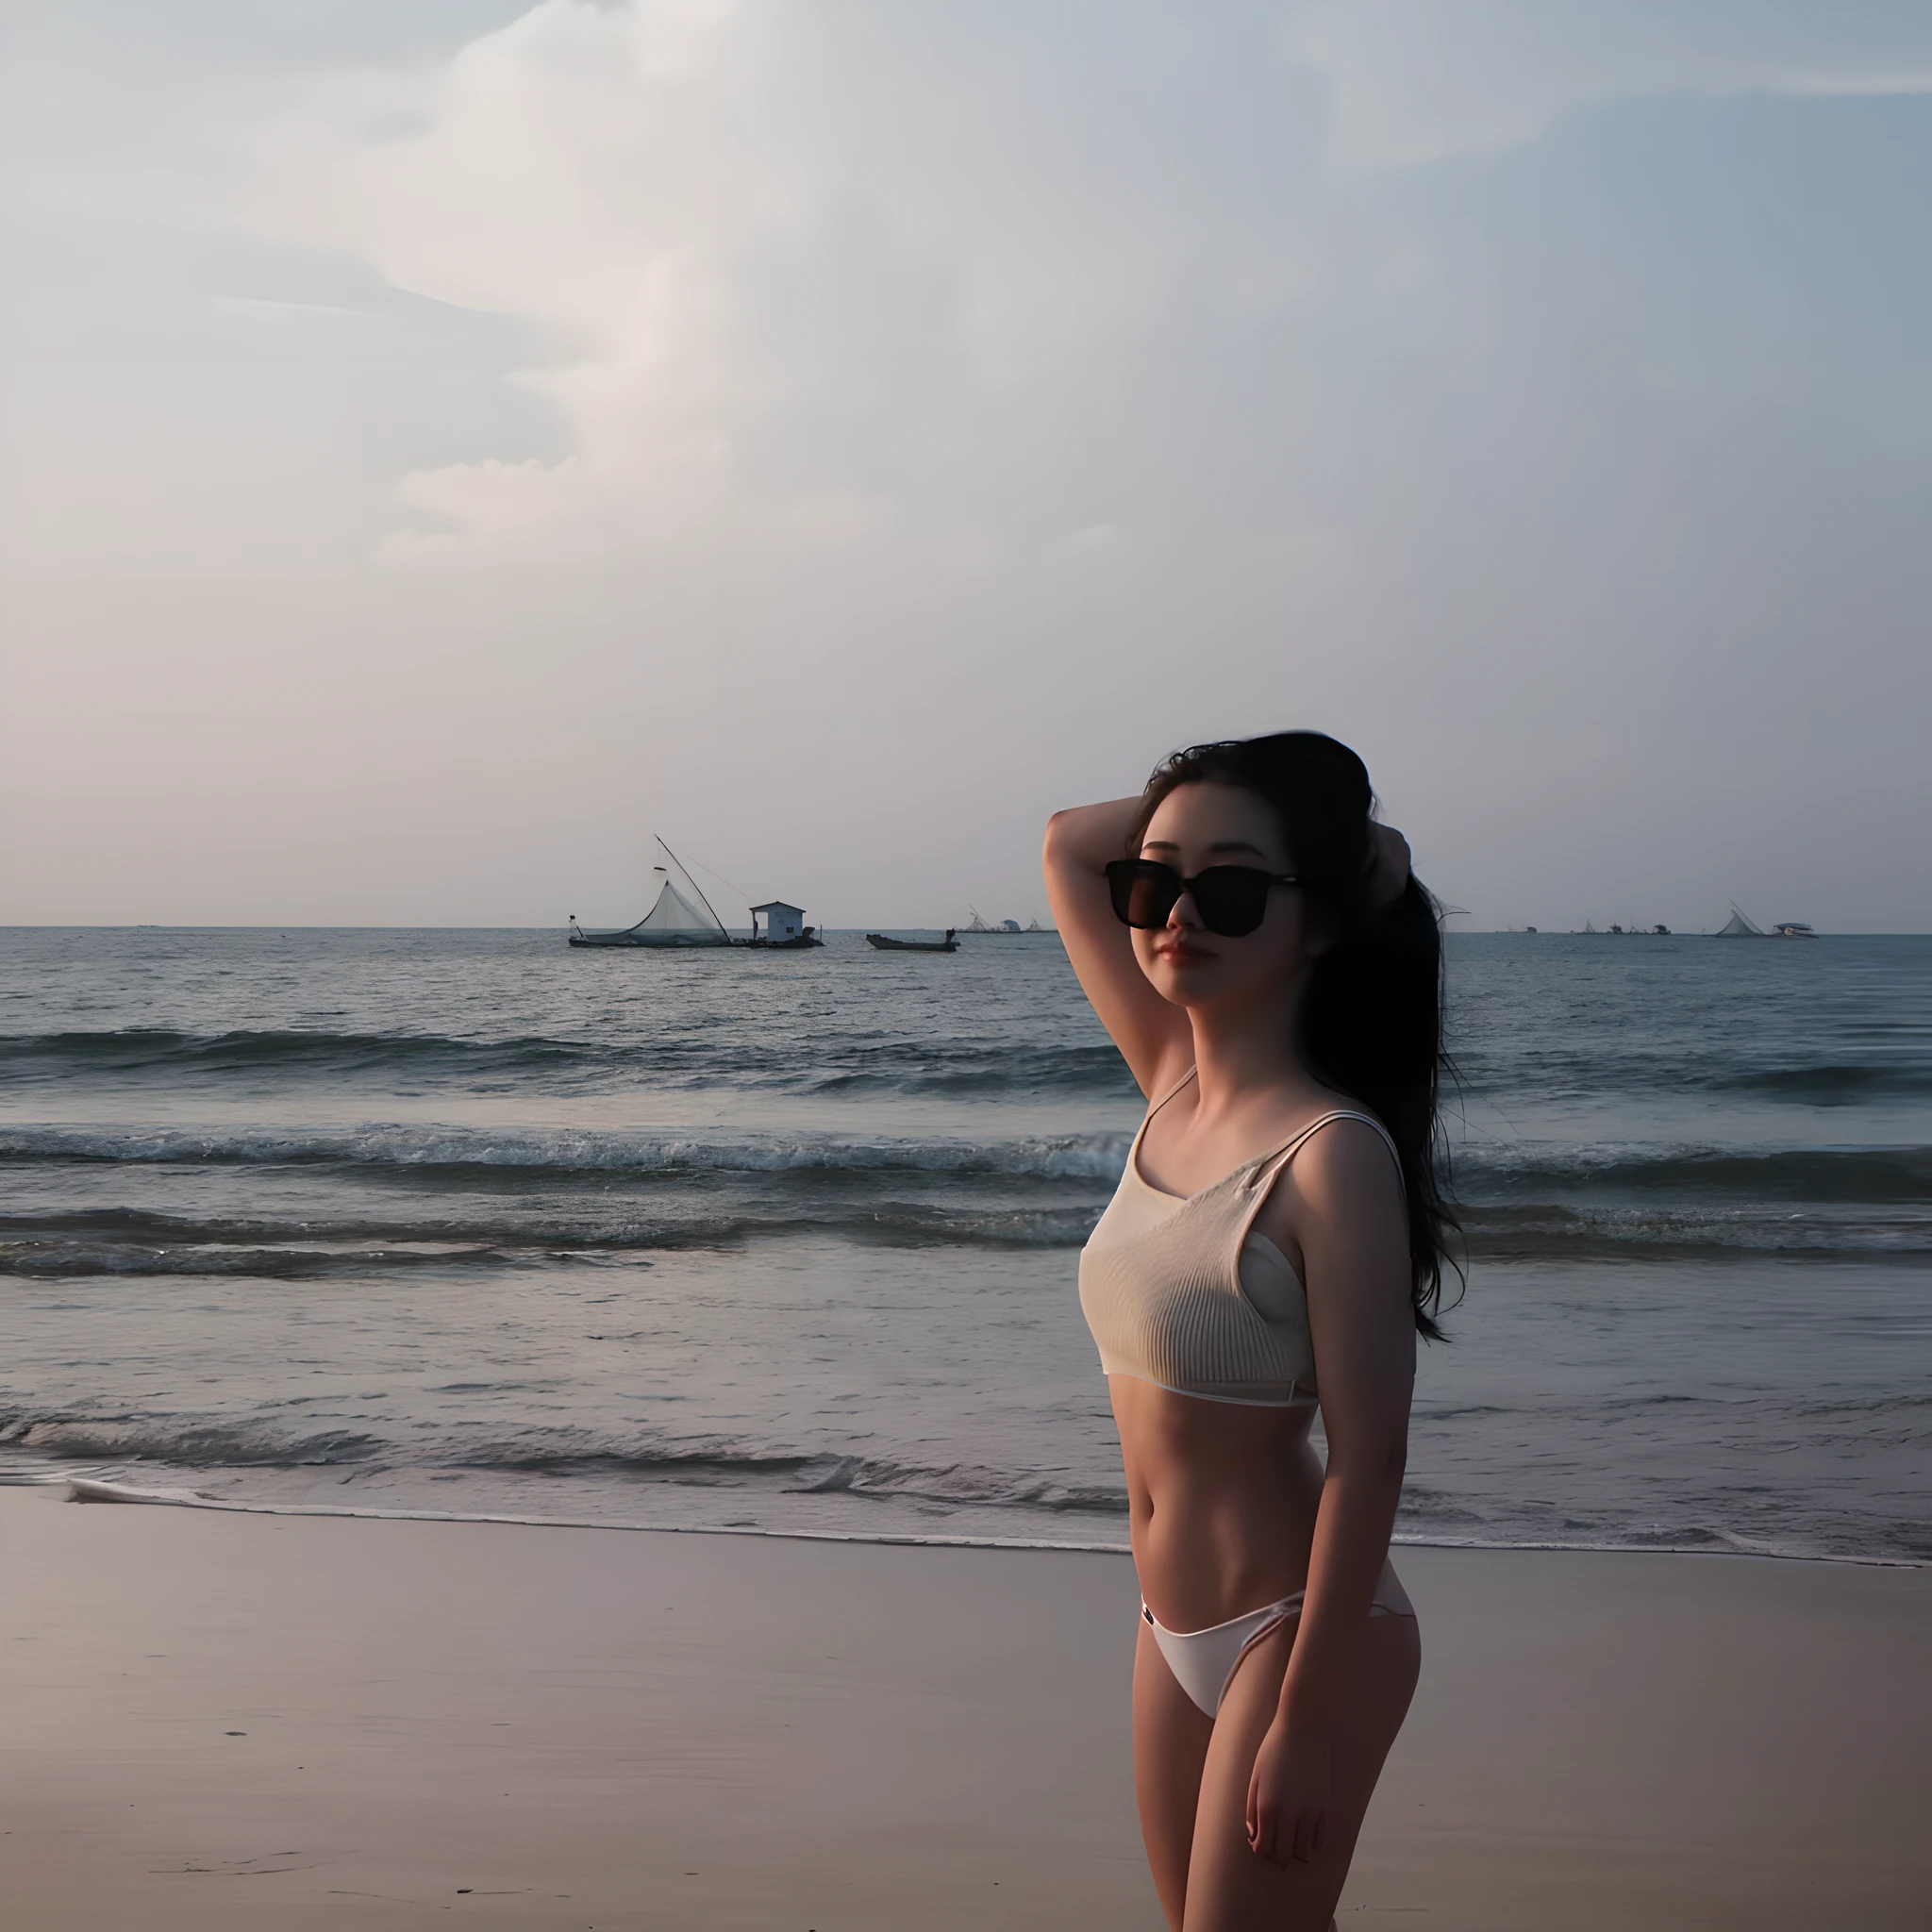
[962,908,1057,935]
[569,841,824,950]
[865,930,959,953]
[1771,921,1817,939]
[1714,904,1766,938]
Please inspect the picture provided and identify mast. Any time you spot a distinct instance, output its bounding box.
[657,838,731,941]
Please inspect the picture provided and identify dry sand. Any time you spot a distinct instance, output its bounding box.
[2,1485,1926,1929]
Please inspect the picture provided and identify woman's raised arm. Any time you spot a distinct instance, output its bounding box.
[1042,799,1192,1099]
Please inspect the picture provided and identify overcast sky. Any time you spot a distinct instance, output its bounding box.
[4,1,1928,931]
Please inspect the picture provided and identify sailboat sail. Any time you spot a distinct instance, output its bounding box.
[569,841,732,947]
[635,874,725,941]
[568,834,820,950]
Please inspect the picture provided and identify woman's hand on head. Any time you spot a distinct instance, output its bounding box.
[1366,824,1410,911]
[1245,1715,1331,1867]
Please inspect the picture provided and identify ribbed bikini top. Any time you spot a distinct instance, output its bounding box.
[1078,1068,1404,1408]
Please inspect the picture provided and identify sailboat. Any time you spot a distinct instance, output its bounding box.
[1714,904,1766,938]
[568,841,823,949]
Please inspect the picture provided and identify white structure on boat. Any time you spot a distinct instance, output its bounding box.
[751,902,807,944]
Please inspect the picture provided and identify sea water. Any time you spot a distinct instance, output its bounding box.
[1,928,1925,1562]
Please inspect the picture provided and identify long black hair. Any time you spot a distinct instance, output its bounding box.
[1131,730,1459,1338]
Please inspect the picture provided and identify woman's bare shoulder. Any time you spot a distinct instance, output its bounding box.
[1254,1108,1405,1252]
[1291,1112,1403,1195]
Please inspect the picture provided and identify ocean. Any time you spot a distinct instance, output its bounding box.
[2,927,1926,1564]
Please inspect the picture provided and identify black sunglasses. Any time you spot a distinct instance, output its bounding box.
[1105,858,1299,938]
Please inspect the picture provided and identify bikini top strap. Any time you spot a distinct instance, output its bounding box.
[1239,1108,1407,1214]
[1226,1108,1406,1280]
[1273,1108,1402,1181]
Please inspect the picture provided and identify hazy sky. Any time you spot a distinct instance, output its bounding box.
[4,2,1928,931]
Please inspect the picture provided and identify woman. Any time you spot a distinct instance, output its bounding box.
[1043,731,1452,1931]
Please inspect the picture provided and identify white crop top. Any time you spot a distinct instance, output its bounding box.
[1078,1069,1403,1407]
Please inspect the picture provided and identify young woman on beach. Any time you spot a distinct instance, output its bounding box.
[1044,731,1451,1931]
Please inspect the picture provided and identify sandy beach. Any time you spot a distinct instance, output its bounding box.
[2,1487,1925,1928]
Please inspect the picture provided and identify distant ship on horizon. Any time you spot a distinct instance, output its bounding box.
[1716,905,1818,938]
[962,909,1056,935]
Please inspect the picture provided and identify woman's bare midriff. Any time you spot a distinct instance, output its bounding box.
[1110,1373,1325,1633]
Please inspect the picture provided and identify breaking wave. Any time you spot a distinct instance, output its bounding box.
[0,1206,1106,1275]
[0,1412,1128,1518]
[7,1131,1930,1269]
[0,1121,1134,1183]
[11,1121,1929,1199]
[0,1026,1137,1099]
[1452,1141,1932,1205]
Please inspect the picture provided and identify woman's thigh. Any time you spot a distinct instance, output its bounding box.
[1133,1619,1214,1932]
[1182,1613,1422,1931]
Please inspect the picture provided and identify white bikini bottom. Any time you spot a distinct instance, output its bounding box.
[1141,1563,1415,1719]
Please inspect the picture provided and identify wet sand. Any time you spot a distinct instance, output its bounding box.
[2,1485,1926,1928]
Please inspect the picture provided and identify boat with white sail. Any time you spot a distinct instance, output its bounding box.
[568,841,824,950]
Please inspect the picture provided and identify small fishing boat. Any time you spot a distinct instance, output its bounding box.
[569,841,823,949]
[865,930,958,953]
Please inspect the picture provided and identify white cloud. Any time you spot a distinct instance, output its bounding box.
[296,1,1932,566]
[300,1,1267,559]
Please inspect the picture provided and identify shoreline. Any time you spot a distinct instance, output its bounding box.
[5,1486,1928,1928]
[19,1473,1918,1568]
